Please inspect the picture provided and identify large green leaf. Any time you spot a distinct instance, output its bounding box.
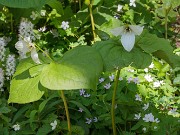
[137,30,180,68]
[8,74,45,104]
[94,40,152,71]
[40,46,103,90]
[8,58,46,104]
[0,0,51,8]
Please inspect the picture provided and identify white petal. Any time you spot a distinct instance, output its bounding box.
[110,26,125,36]
[129,25,144,35]
[31,48,41,64]
[15,40,29,53]
[121,32,135,52]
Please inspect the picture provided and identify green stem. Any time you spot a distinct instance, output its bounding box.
[88,3,96,41]
[111,69,120,135]
[165,10,168,39]
[10,13,13,32]
[60,90,71,135]
[79,0,81,10]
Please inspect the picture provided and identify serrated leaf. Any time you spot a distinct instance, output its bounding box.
[94,40,152,71]
[40,46,103,90]
[137,30,180,68]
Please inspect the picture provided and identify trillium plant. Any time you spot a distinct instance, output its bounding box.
[0,0,180,134]
[111,25,144,52]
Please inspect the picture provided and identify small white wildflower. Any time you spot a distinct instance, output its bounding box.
[144,74,153,82]
[12,124,20,131]
[61,21,69,30]
[134,77,139,84]
[78,108,83,112]
[99,78,105,83]
[104,83,111,89]
[149,63,154,69]
[144,68,148,73]
[143,113,154,122]
[85,118,92,124]
[127,77,133,83]
[134,113,141,120]
[117,4,123,12]
[153,81,161,88]
[135,94,142,101]
[84,93,91,98]
[30,11,38,20]
[79,89,85,96]
[50,120,57,130]
[109,74,115,81]
[154,118,160,123]
[38,26,46,32]
[93,117,98,122]
[40,10,46,16]
[142,127,146,132]
[142,103,149,111]
[154,126,157,129]
[129,0,136,7]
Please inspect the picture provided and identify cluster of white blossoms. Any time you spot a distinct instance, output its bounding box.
[0,68,4,91]
[15,18,41,64]
[5,54,16,80]
[18,18,36,41]
[0,37,11,62]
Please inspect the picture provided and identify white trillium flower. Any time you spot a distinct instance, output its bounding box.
[15,39,41,64]
[111,25,144,52]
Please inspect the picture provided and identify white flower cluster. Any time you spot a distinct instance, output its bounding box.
[0,37,7,62]
[143,113,160,123]
[18,18,36,41]
[5,54,16,80]
[0,68,4,91]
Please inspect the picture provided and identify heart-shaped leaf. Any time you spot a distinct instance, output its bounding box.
[40,46,103,90]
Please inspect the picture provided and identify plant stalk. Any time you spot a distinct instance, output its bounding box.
[111,69,120,135]
[165,10,168,39]
[88,3,96,41]
[60,90,71,135]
